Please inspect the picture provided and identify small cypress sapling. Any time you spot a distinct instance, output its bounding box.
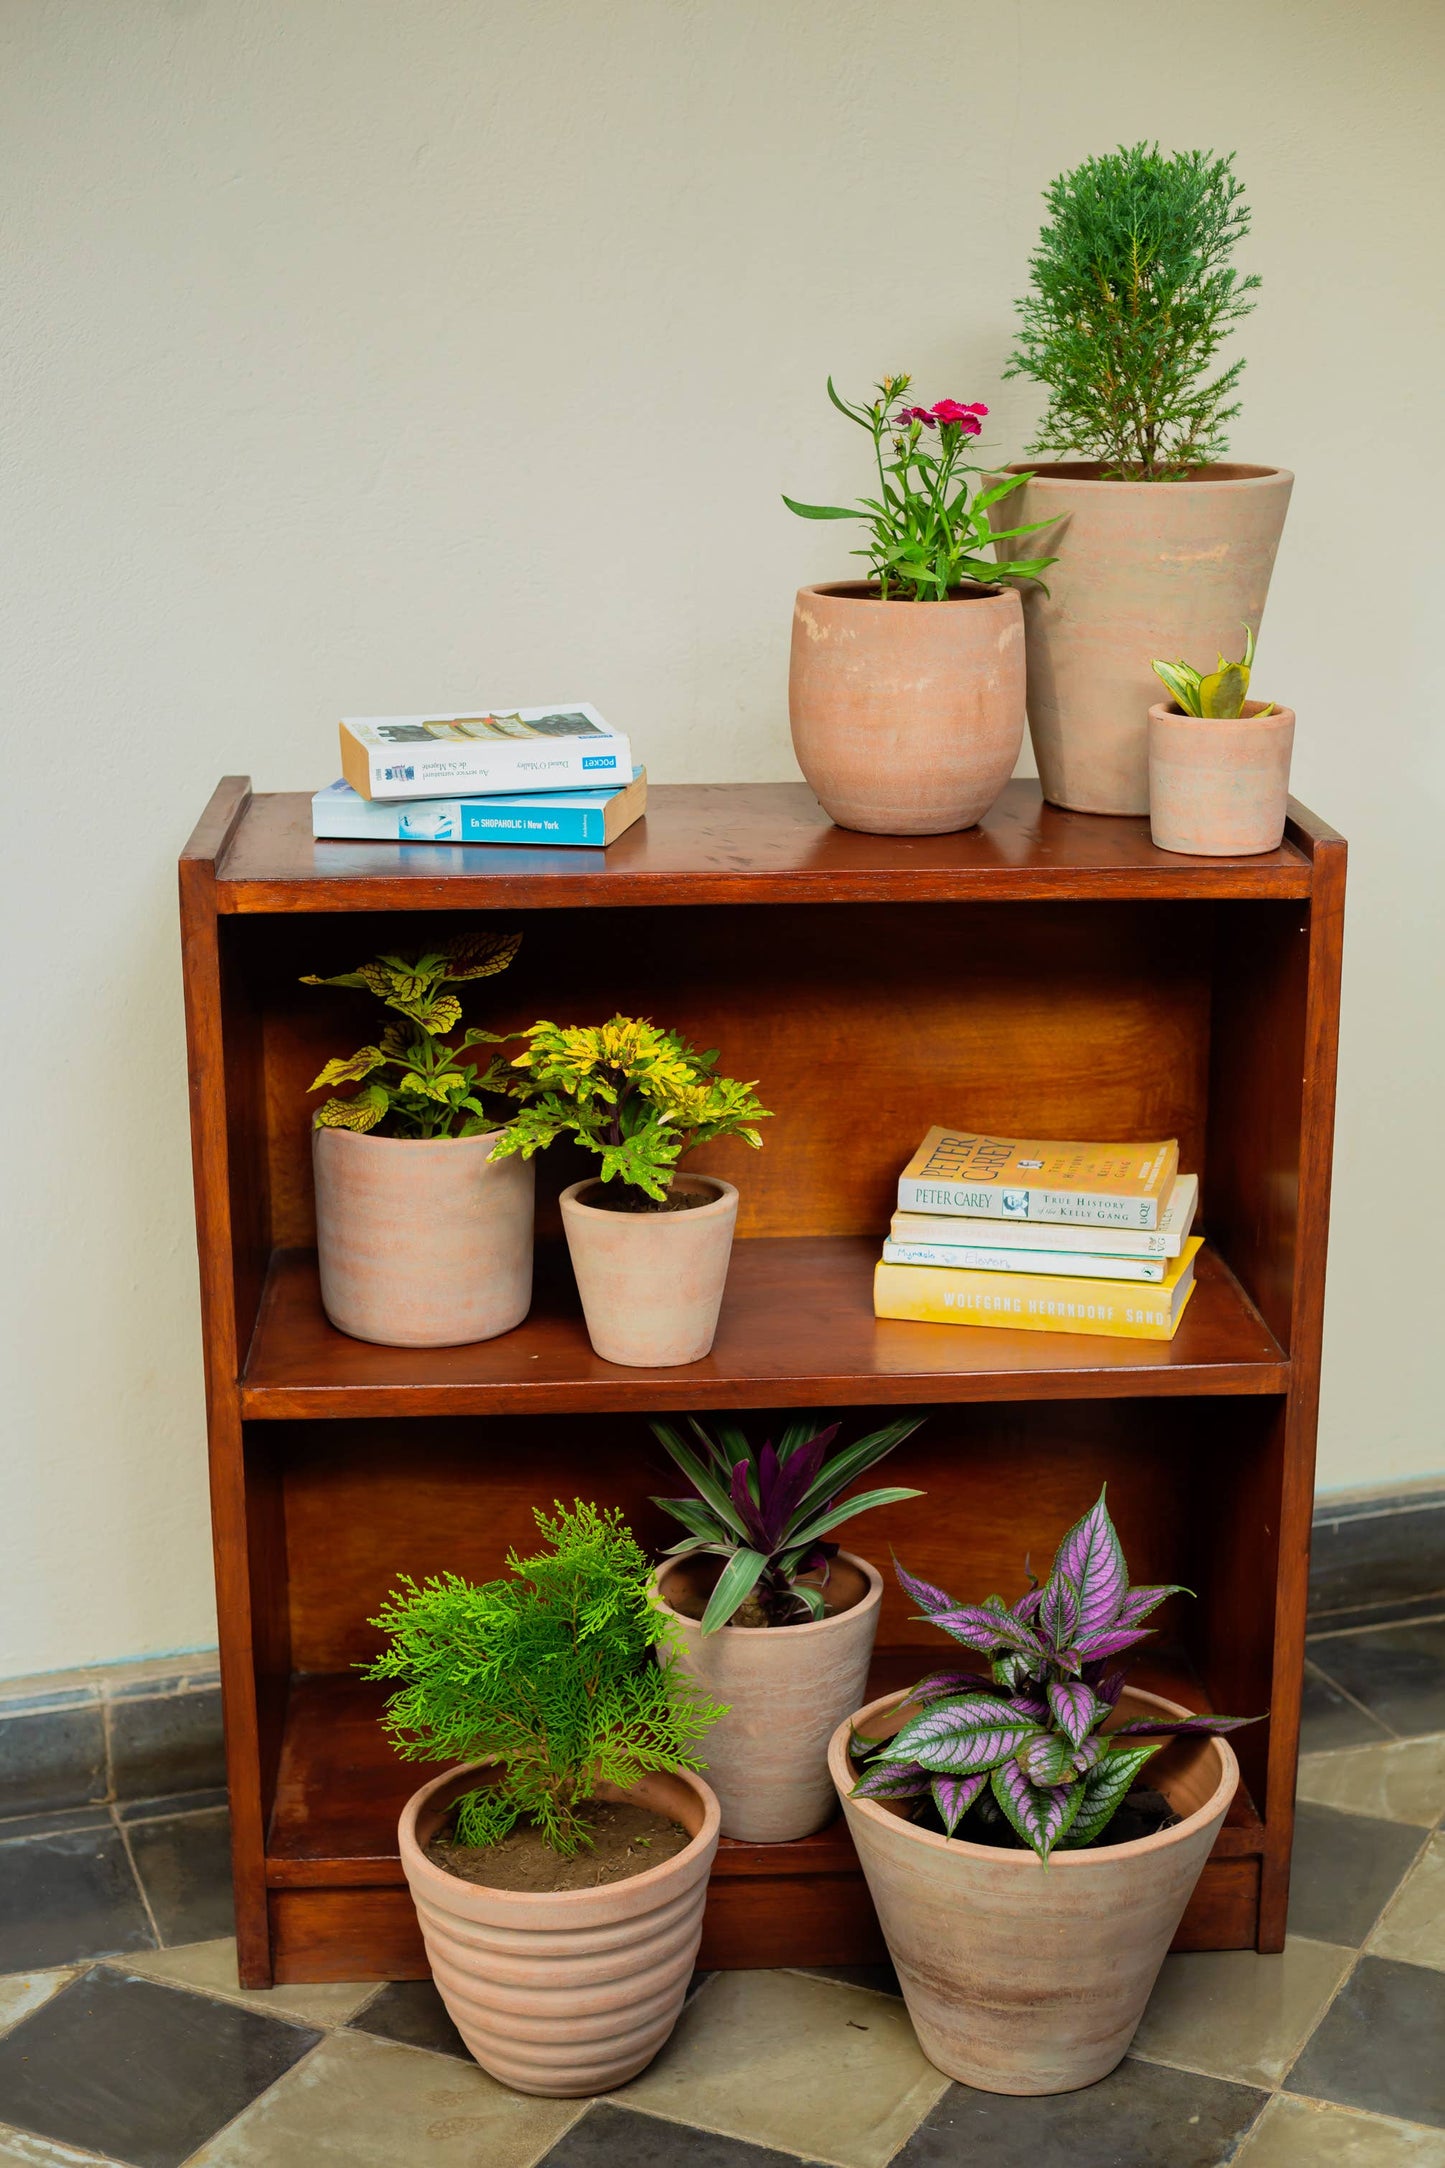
[365,1502,724,1857]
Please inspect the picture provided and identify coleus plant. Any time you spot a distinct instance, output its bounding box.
[651,1413,924,1633]
[851,1489,1259,1861]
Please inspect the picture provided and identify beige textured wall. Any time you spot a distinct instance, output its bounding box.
[2,0,1441,1676]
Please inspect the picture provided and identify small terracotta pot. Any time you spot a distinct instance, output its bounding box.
[1148,700,1296,856]
[313,1126,533,1348]
[398,1760,720,2097]
[829,1684,1238,2096]
[987,464,1293,815]
[560,1175,738,1368]
[655,1552,883,1842]
[788,581,1025,835]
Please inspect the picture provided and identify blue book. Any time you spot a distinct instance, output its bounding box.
[311,769,646,848]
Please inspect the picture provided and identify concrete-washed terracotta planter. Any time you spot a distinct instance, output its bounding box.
[1149,700,1296,857]
[655,1552,882,1842]
[987,464,1293,816]
[560,1174,738,1368]
[829,1684,1238,2095]
[788,581,1025,835]
[398,1760,720,2097]
[313,1125,533,1348]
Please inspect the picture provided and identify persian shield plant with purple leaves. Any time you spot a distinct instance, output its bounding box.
[851,1489,1259,1861]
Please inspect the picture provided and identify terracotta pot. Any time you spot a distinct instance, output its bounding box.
[313,1126,533,1348]
[1149,700,1296,857]
[788,581,1025,835]
[829,1684,1238,2095]
[987,464,1293,815]
[398,1760,720,2097]
[560,1175,737,1367]
[655,1552,883,1842]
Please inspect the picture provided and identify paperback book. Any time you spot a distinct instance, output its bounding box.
[312,768,646,847]
[890,1173,1199,1262]
[897,1127,1180,1231]
[880,1240,1167,1283]
[873,1238,1202,1343]
[339,704,631,802]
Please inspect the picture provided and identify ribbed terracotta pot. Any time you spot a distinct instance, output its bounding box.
[560,1175,738,1368]
[1149,700,1296,857]
[788,581,1025,835]
[987,464,1293,815]
[655,1552,882,1842]
[398,1760,720,2097]
[829,1684,1238,2096]
[313,1126,533,1348]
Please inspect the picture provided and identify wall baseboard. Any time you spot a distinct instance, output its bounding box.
[1309,1485,1445,1635]
[0,1652,223,1824]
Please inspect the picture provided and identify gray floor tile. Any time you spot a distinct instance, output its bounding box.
[0,2119,123,2165]
[795,1962,902,1998]
[1131,1935,1353,2088]
[118,1937,377,2027]
[115,1790,229,1824]
[1299,1664,1393,1754]
[0,1825,153,1974]
[1370,1832,1445,1971]
[0,1712,106,1819]
[1295,1736,1445,1827]
[1236,2095,1445,2164]
[1309,1624,1445,1740]
[1287,1803,1425,1945]
[0,1811,111,1846]
[536,2105,820,2166]
[345,1978,467,2060]
[1286,1955,1445,2129]
[0,1965,318,2168]
[893,2058,1268,2167]
[108,1691,224,1803]
[124,1810,234,1946]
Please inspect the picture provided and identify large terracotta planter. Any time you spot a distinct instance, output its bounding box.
[560,1175,738,1367]
[1149,700,1296,857]
[987,464,1293,815]
[313,1126,533,1347]
[788,581,1025,835]
[655,1552,882,1842]
[398,1760,720,2097]
[830,1684,1238,2096]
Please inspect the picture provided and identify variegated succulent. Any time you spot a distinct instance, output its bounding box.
[851,1490,1258,1861]
[1152,625,1274,720]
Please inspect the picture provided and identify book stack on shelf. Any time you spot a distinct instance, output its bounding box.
[874,1127,1202,1342]
[311,704,646,849]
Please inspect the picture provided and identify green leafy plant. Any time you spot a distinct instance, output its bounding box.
[1007,144,1260,479]
[303,931,525,1138]
[783,376,1057,599]
[1152,626,1273,719]
[364,1501,724,1856]
[651,1413,925,1632]
[488,1016,771,1204]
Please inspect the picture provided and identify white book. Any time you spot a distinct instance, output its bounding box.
[881,1241,1167,1283]
[890,1174,1199,1260]
[339,704,631,802]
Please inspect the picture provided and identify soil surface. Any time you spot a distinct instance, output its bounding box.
[666,1555,866,1630]
[578,1183,715,1214]
[426,1800,692,1893]
[911,1784,1179,1851]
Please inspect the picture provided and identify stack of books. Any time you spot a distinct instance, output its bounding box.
[311,705,646,849]
[873,1127,1202,1342]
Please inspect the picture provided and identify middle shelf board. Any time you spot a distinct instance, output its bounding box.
[240,1238,1289,1420]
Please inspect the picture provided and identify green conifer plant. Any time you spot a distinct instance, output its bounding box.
[365,1502,725,1856]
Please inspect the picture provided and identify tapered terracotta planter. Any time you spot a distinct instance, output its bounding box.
[1149,700,1296,856]
[313,1126,533,1347]
[655,1552,882,1841]
[830,1685,1238,2096]
[560,1175,738,1368]
[987,465,1293,815]
[788,581,1025,835]
[398,1760,720,2097]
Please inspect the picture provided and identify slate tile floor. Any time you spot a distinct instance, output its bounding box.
[0,1618,1441,2167]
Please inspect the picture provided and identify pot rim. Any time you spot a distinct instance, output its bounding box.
[560,1174,739,1221]
[995,461,1292,490]
[796,579,1018,606]
[312,1123,510,1153]
[1148,700,1296,729]
[829,1684,1238,1866]
[398,1758,721,1907]
[654,1549,883,1640]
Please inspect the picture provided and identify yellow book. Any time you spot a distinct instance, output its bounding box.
[873,1238,1203,1343]
[898,1127,1180,1232]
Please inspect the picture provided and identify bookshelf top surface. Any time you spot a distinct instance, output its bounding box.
[188,779,1330,913]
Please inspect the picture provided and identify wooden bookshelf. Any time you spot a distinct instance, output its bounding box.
[181,778,1344,1986]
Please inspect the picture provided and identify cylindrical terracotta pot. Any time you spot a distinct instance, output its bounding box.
[788,581,1025,835]
[313,1126,533,1348]
[655,1551,883,1842]
[830,1684,1238,2096]
[987,464,1293,815]
[398,1760,720,2097]
[1149,700,1296,857]
[560,1175,738,1368]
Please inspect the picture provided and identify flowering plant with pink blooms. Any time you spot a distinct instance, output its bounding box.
[784,374,1057,601]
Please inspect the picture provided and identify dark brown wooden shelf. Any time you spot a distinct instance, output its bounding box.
[240,1239,1288,1419]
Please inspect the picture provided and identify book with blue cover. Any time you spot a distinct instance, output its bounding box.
[312,768,646,847]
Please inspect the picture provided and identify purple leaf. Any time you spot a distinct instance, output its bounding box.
[906,1669,980,1704]
[931,1606,1046,1658]
[755,1440,784,1546]
[852,1758,931,1802]
[1019,1733,1077,1786]
[931,1770,987,1835]
[1013,1587,1044,1622]
[1038,1572,1081,1648]
[1073,1624,1154,1662]
[1113,1582,1188,1628]
[728,1458,771,1552]
[1093,1667,1128,1708]
[765,1432,827,1538]
[1012,1693,1050,1722]
[990,1760,1083,1862]
[1060,1742,1162,1849]
[1109,1712,1262,1738]
[1071,1734,1105,1775]
[1047,1680,1102,1749]
[1051,1491,1129,1639]
[884,1695,1043,1774]
[894,1559,957,1616]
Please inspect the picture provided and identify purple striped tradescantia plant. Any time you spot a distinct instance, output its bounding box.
[851,1489,1260,1861]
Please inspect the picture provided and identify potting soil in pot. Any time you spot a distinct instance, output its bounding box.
[664,1556,869,1631]
[902,1783,1179,1850]
[425,1800,692,1893]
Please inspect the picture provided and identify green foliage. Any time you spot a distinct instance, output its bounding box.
[1152,625,1274,719]
[1007,144,1260,479]
[488,1015,771,1204]
[364,1501,724,1856]
[784,376,1057,599]
[303,930,527,1139]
